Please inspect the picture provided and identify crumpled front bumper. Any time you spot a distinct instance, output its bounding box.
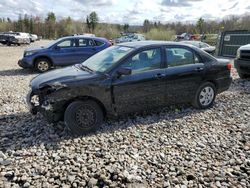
[26,88,65,122]
[26,89,38,114]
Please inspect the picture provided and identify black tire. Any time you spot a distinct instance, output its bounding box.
[34,58,51,73]
[192,82,216,109]
[64,100,104,135]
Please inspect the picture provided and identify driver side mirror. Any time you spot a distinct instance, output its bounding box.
[117,67,132,77]
[54,46,61,50]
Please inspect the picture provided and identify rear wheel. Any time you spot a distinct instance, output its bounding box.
[35,58,51,72]
[64,100,104,135]
[192,82,216,109]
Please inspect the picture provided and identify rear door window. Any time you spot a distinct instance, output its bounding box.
[77,38,95,47]
[165,47,200,67]
[79,38,87,47]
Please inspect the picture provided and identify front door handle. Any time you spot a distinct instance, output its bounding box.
[194,67,204,72]
[155,73,166,79]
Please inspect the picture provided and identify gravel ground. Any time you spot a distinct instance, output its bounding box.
[0,41,250,188]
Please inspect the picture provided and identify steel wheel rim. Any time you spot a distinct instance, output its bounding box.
[75,105,96,129]
[199,86,214,106]
[37,61,49,71]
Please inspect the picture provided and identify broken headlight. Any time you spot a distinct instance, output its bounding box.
[30,94,40,106]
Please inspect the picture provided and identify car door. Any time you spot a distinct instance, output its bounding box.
[74,38,97,63]
[50,38,78,66]
[164,46,205,104]
[111,47,166,114]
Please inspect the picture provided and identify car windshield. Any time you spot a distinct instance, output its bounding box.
[81,46,133,73]
[44,38,62,48]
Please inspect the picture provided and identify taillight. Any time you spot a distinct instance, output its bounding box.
[227,63,232,71]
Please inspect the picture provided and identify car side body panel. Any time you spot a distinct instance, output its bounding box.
[27,41,232,122]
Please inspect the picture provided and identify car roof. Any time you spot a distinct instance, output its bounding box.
[117,40,196,49]
[59,35,107,41]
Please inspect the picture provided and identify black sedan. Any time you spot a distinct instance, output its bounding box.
[27,41,232,135]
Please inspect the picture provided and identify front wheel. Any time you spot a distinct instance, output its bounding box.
[35,58,51,73]
[64,100,104,135]
[192,82,216,109]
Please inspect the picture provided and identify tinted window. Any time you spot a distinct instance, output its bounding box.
[166,47,199,67]
[89,40,95,46]
[57,39,75,48]
[77,39,95,47]
[95,40,104,46]
[121,48,161,74]
[79,38,87,47]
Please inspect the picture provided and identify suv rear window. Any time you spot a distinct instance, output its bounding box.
[95,40,104,46]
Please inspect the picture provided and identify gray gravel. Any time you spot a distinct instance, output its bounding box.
[0,41,250,188]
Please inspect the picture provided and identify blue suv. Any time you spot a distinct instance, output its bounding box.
[18,36,111,72]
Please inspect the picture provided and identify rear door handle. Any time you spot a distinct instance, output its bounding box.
[155,73,166,79]
[194,67,204,72]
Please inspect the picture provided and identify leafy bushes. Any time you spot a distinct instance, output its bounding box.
[144,28,176,41]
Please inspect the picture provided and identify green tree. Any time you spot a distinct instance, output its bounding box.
[17,14,24,31]
[29,17,34,33]
[23,14,29,32]
[123,23,129,32]
[143,19,150,32]
[86,16,91,33]
[45,12,56,39]
[89,11,99,32]
[65,16,73,35]
[196,17,205,34]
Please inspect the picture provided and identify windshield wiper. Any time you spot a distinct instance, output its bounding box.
[77,64,93,72]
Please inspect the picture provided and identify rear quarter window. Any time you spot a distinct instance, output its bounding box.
[199,50,215,63]
[95,40,105,46]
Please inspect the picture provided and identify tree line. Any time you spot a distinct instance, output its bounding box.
[1,12,250,40]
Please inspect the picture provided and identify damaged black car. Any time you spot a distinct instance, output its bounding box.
[27,41,232,135]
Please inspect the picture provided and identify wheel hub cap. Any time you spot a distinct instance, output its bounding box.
[76,106,96,128]
[38,61,49,71]
[199,86,214,106]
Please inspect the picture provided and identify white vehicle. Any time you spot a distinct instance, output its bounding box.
[18,32,31,44]
[0,32,30,45]
[30,34,38,42]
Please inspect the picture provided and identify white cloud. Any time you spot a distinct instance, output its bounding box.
[0,0,250,24]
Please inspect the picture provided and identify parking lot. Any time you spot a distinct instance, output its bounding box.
[0,41,250,187]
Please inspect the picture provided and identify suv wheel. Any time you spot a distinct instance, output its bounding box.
[64,100,104,135]
[192,82,216,109]
[35,58,51,72]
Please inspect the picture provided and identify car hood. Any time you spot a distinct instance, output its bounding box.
[239,44,250,50]
[25,46,47,52]
[30,65,96,90]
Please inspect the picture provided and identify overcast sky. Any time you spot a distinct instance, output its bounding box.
[0,0,250,25]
